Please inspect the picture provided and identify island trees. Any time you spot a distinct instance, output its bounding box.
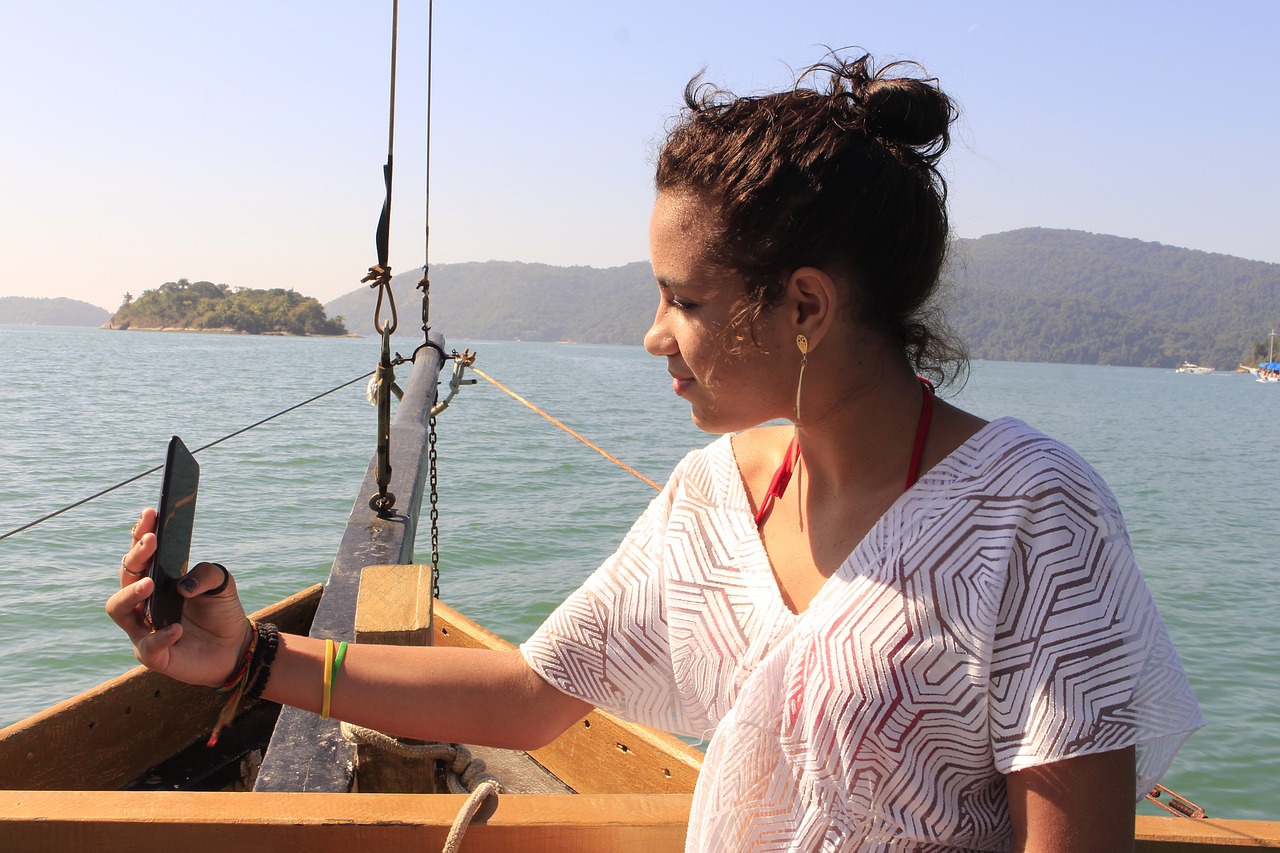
[110,279,348,336]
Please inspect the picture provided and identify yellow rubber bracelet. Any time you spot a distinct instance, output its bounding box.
[321,638,335,719]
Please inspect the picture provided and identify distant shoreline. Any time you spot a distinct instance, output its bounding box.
[99,322,360,338]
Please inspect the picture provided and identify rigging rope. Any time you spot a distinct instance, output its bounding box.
[419,0,440,599]
[0,371,376,542]
[415,0,434,338]
[471,367,661,491]
[365,0,405,516]
[360,0,399,329]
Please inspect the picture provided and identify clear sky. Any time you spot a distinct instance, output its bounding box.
[2,1,1276,311]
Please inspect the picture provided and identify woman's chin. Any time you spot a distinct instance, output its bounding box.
[689,407,759,435]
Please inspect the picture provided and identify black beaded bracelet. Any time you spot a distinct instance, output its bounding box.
[244,621,280,702]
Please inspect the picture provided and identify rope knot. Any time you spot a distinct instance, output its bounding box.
[338,723,501,852]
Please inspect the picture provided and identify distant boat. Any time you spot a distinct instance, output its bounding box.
[1246,330,1279,382]
[1175,361,1215,374]
[1251,363,1280,383]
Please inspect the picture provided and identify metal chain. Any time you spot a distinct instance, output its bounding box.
[428,413,440,599]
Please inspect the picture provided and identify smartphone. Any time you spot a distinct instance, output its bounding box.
[146,435,200,629]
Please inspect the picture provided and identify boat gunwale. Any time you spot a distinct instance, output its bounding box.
[2,791,1278,852]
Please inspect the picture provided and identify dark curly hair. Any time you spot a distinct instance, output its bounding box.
[655,52,967,385]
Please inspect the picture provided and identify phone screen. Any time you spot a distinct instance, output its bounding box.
[147,435,200,629]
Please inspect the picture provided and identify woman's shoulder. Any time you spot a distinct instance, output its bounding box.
[948,417,1117,504]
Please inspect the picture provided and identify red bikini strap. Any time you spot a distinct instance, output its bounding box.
[753,435,799,528]
[904,376,935,491]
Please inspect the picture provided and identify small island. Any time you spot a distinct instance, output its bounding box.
[105,279,349,336]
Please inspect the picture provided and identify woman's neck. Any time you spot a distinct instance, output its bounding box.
[793,361,928,497]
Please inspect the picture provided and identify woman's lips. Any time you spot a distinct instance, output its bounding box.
[672,376,694,396]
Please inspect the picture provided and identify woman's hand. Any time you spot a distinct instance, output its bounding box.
[106,508,252,688]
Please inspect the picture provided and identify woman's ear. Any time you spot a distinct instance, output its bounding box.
[786,267,838,350]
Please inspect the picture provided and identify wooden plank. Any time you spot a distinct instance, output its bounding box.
[1136,816,1280,851]
[5,792,1280,852]
[529,714,703,796]
[0,790,693,853]
[432,599,704,794]
[0,585,322,791]
[355,563,434,646]
[255,340,444,793]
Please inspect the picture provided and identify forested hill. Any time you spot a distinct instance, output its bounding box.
[325,261,655,345]
[0,297,110,326]
[326,229,1279,370]
[946,229,1278,369]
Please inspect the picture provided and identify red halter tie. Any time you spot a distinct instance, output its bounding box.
[754,377,935,529]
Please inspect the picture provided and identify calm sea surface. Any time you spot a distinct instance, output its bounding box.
[1,325,1276,818]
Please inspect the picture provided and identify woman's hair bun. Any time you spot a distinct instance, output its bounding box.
[812,53,955,159]
[861,75,952,150]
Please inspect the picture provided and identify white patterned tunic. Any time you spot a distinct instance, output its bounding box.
[521,418,1202,851]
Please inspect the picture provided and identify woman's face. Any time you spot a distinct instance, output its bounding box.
[644,191,790,433]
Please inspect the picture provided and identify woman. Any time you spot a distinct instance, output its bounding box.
[110,54,1201,851]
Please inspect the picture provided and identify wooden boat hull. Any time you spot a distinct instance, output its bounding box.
[0,570,706,850]
[2,573,1280,845]
[0,585,323,792]
[2,580,1278,850]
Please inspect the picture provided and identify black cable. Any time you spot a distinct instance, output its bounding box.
[0,370,375,542]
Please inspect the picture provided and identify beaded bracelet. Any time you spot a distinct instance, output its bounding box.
[244,621,279,702]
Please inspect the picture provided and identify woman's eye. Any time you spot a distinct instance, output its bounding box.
[670,297,697,312]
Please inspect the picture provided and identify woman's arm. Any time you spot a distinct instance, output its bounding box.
[258,633,593,750]
[1006,746,1136,853]
[107,511,593,751]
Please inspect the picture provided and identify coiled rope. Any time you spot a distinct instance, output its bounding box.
[341,722,501,853]
[0,370,375,542]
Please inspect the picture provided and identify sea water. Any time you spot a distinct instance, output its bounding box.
[1,325,1276,818]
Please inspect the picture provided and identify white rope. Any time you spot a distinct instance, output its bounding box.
[340,722,502,852]
[442,778,501,853]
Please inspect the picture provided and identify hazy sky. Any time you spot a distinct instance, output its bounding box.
[2,1,1277,311]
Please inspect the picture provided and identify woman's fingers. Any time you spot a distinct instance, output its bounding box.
[105,577,156,644]
[120,534,153,578]
[132,508,157,542]
[120,509,157,586]
[179,562,235,598]
[131,621,182,671]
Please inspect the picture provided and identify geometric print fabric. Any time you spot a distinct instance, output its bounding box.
[522,418,1202,851]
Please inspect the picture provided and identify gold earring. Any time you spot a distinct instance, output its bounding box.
[794,335,808,425]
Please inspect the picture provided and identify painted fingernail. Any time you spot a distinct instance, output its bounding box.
[179,577,198,593]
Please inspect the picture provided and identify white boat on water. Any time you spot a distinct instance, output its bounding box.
[1249,362,1280,383]
[1250,330,1280,382]
[1175,361,1215,374]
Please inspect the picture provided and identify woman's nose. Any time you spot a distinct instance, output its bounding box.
[643,305,676,356]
